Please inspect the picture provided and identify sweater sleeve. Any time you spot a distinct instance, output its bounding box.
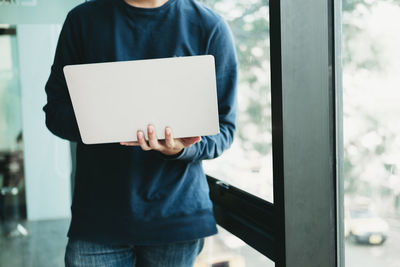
[43,12,83,142]
[165,19,238,162]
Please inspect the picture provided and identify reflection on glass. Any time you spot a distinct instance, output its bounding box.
[343,1,400,266]
[0,29,22,152]
[0,26,27,238]
[195,226,274,267]
[199,0,273,202]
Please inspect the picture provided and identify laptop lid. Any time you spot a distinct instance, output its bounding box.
[63,55,219,144]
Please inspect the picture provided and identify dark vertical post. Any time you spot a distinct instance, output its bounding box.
[269,0,286,266]
[270,0,342,266]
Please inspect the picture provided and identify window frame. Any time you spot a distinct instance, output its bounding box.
[207,176,275,261]
[206,0,344,266]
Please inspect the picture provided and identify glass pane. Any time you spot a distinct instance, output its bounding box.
[0,30,22,152]
[343,1,400,266]
[200,0,273,202]
[0,22,76,265]
[0,27,27,238]
[195,226,274,267]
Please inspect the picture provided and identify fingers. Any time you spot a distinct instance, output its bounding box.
[125,125,162,151]
[137,130,151,151]
[121,125,201,153]
[164,127,175,149]
[120,141,139,146]
[147,125,162,150]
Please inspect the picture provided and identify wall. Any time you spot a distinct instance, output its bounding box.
[17,25,73,220]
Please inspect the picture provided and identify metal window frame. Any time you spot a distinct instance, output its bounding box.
[207,176,276,261]
[207,0,343,266]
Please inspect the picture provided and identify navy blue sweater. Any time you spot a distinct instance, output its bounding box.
[43,0,237,245]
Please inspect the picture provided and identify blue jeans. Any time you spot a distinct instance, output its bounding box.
[65,238,205,267]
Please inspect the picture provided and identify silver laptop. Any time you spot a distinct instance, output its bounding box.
[63,55,219,145]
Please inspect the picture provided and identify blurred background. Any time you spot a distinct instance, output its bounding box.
[0,0,399,266]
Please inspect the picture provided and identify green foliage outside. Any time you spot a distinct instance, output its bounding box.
[199,0,271,156]
[200,0,400,207]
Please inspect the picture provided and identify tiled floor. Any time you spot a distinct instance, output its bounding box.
[0,219,70,267]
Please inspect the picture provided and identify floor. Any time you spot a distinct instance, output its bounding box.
[0,219,69,267]
[0,219,274,267]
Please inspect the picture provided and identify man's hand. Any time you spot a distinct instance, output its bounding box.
[120,125,201,156]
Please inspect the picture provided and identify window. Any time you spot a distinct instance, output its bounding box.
[199,0,273,202]
[0,27,21,153]
[0,26,27,235]
[343,1,400,266]
[202,1,342,266]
